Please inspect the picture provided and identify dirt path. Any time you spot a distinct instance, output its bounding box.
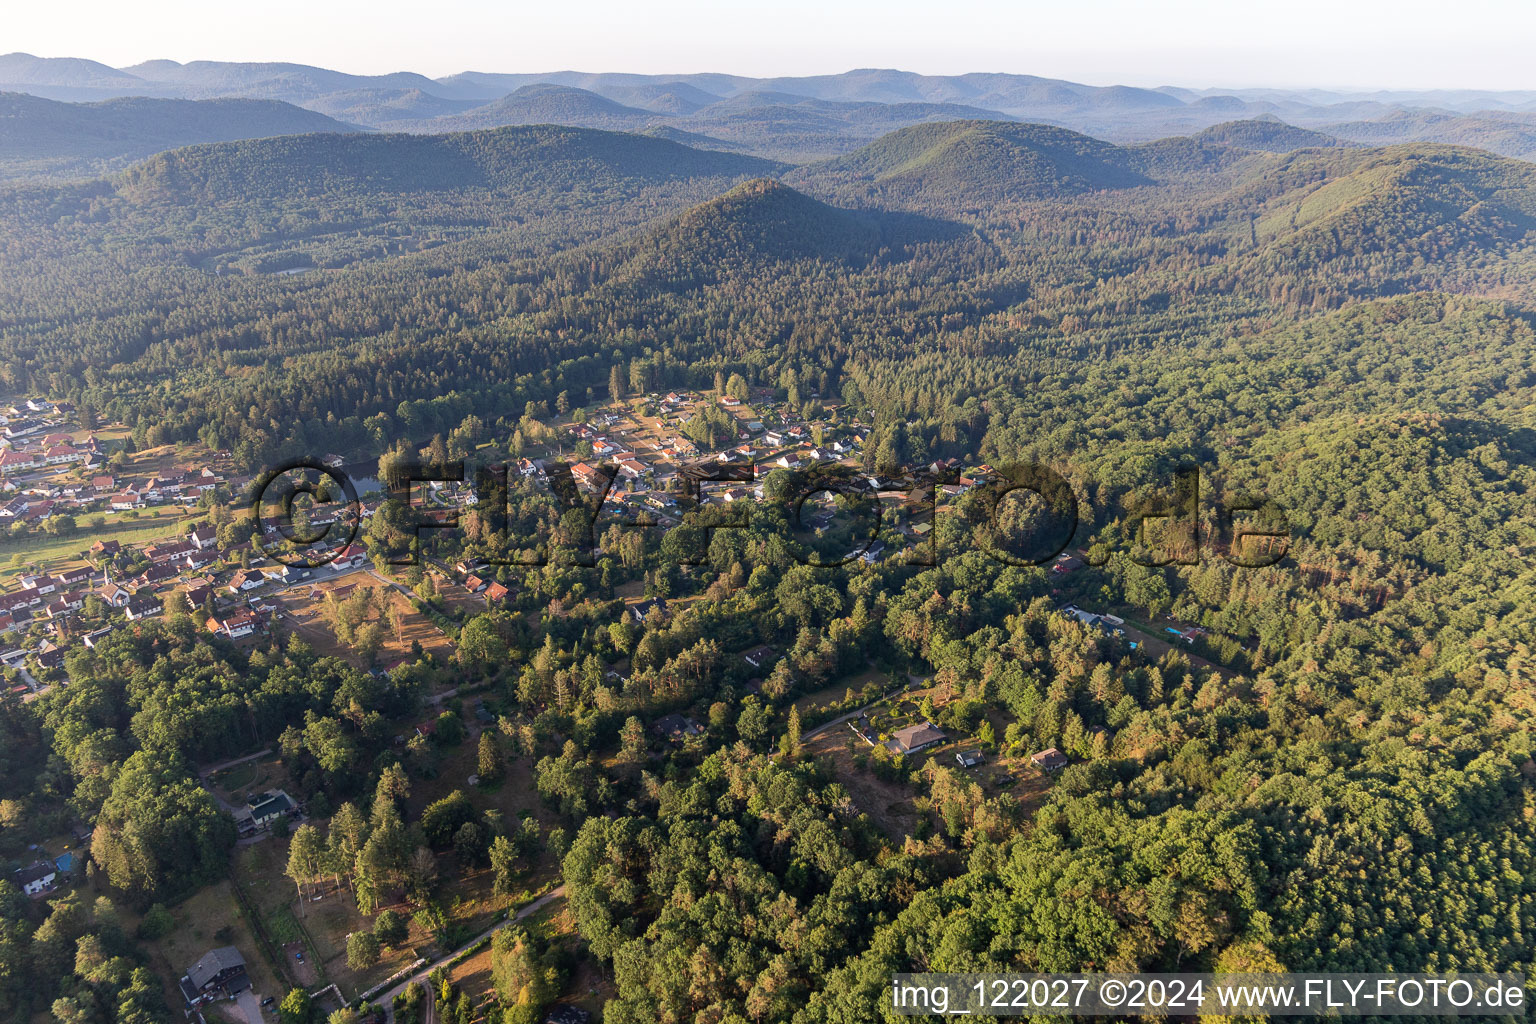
[199,747,274,778]
[1120,623,1234,678]
[800,683,908,743]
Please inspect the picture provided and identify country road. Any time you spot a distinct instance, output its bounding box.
[379,886,566,1023]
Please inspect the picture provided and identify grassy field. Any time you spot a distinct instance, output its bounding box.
[273,575,456,668]
[791,667,890,718]
[442,895,611,1021]
[142,879,289,1011]
[0,508,192,576]
[210,738,566,1005]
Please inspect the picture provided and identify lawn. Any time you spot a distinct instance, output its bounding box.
[0,510,192,575]
[445,895,613,1022]
[142,879,289,1011]
[217,741,566,1006]
[273,576,456,669]
[791,666,890,719]
[235,839,424,1001]
[208,758,285,805]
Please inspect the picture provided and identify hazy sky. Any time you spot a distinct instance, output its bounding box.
[10,0,1536,91]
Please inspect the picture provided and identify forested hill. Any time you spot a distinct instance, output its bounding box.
[1192,117,1352,152]
[787,120,1152,206]
[400,83,655,132]
[615,178,889,281]
[0,90,352,179]
[1232,145,1536,296]
[116,123,786,202]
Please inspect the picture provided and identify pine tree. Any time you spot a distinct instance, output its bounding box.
[477,731,502,783]
[783,705,803,760]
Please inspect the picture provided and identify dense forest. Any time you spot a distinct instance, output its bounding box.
[2,114,1535,1022]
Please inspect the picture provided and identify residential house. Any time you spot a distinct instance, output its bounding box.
[888,721,947,755]
[628,596,668,624]
[15,861,56,897]
[652,713,704,744]
[1,588,44,614]
[569,462,605,491]
[742,645,778,671]
[207,610,258,639]
[44,592,83,619]
[1031,748,1069,772]
[0,450,40,476]
[144,540,192,564]
[178,947,249,1006]
[227,570,263,593]
[124,596,162,621]
[333,544,369,570]
[43,444,82,466]
[246,790,295,828]
[55,566,93,587]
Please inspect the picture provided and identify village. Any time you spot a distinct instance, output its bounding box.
[0,385,1016,695]
[0,385,1219,1024]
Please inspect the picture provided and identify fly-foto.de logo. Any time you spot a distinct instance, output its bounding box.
[248,458,1290,571]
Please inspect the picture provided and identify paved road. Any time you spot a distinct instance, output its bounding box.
[378,887,565,1023]
[233,988,264,1024]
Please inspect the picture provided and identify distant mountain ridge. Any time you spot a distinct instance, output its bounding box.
[7,53,1536,164]
[0,91,352,178]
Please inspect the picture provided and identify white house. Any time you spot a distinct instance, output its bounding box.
[15,861,56,897]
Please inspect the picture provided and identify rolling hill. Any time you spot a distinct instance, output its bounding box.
[1229,144,1536,295]
[0,91,354,179]
[616,178,888,282]
[639,125,751,152]
[299,88,480,125]
[1193,118,1350,152]
[599,81,725,114]
[1322,111,1536,162]
[115,123,785,203]
[787,120,1150,205]
[409,85,655,132]
[8,56,1536,167]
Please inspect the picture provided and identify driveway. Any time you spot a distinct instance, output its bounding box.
[233,988,265,1024]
